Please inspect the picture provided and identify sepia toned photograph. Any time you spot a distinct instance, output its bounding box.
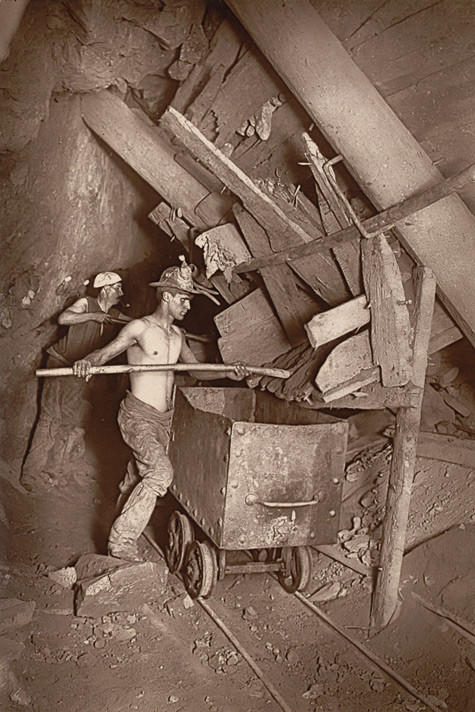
[0,1,474,710]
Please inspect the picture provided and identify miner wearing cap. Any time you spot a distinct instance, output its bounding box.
[21,272,131,493]
[73,259,249,562]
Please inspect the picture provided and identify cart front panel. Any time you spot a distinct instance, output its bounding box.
[222,420,347,550]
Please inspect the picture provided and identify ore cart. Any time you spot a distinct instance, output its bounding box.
[166,387,348,599]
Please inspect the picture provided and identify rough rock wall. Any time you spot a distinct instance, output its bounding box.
[0,0,211,151]
[0,0,209,466]
[0,92,169,465]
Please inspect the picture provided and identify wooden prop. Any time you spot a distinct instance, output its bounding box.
[371,266,436,629]
[36,363,291,379]
[302,133,353,227]
[234,162,475,274]
[362,234,412,388]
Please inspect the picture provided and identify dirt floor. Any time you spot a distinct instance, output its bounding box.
[1,434,474,712]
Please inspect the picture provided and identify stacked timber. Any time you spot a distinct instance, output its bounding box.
[243,135,463,406]
[79,8,466,409]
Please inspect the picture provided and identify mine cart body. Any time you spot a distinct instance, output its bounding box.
[168,388,347,560]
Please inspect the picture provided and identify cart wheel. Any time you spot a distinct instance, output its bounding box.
[278,546,312,593]
[183,540,218,599]
[166,511,194,574]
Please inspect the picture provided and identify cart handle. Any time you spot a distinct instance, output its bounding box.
[245,493,320,509]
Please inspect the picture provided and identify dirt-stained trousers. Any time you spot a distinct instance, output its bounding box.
[108,391,173,551]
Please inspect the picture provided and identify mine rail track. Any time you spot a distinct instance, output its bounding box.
[142,530,443,712]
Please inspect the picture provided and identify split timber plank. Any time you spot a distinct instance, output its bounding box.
[416,432,475,470]
[251,185,348,306]
[372,266,436,629]
[160,106,317,246]
[233,205,317,345]
[321,369,380,403]
[316,185,342,235]
[315,331,374,394]
[200,45,287,148]
[304,134,363,296]
[160,106,350,306]
[302,133,353,227]
[312,296,463,402]
[332,241,363,297]
[294,190,325,234]
[215,289,291,366]
[289,251,350,307]
[305,294,461,354]
[81,92,233,230]
[280,353,324,403]
[225,0,475,346]
[362,234,412,388]
[171,20,243,116]
[246,342,310,392]
[305,294,369,348]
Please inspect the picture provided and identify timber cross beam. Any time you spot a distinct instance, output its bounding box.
[233,163,475,274]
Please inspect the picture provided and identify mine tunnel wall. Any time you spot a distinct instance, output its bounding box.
[0,0,189,470]
[0,92,173,468]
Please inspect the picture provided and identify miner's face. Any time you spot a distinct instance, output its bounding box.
[164,291,192,320]
[104,282,123,304]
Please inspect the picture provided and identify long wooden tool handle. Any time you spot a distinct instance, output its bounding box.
[36,363,291,379]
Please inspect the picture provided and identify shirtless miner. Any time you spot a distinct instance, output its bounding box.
[73,260,249,562]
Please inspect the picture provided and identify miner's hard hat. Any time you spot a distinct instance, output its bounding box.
[93,272,122,289]
[149,258,200,294]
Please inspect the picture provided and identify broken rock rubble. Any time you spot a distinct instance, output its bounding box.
[74,553,168,618]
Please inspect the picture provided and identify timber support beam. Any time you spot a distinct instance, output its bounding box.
[226,0,475,347]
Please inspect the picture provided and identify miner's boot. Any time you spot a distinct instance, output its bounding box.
[107,482,156,562]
